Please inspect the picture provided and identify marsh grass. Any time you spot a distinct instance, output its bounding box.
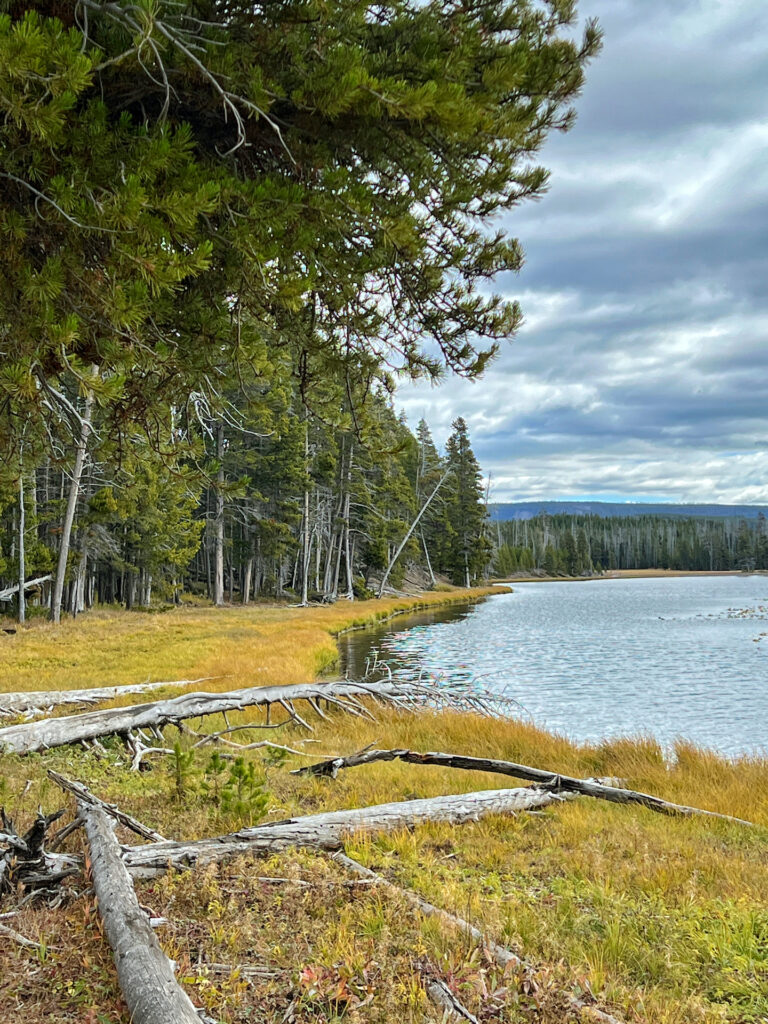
[0,589,766,1023]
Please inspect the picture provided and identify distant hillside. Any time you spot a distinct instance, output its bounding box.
[489,501,768,521]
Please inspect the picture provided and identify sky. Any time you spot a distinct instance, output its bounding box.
[397,0,768,504]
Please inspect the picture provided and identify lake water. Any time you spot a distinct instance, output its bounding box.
[339,576,768,756]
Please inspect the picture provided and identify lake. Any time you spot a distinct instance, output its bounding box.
[339,575,768,757]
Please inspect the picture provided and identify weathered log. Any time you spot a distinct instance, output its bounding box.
[0,679,457,756]
[0,920,48,950]
[48,771,167,842]
[333,852,626,1024]
[295,748,758,828]
[123,786,571,879]
[0,575,52,602]
[423,973,478,1023]
[79,801,202,1024]
[0,678,216,716]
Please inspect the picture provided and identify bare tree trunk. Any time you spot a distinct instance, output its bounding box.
[295,747,757,827]
[301,417,311,606]
[213,421,225,606]
[123,786,566,878]
[0,677,214,716]
[17,453,25,624]
[79,802,201,1024]
[421,530,436,586]
[242,556,253,605]
[51,366,98,624]
[0,679,428,756]
[378,469,451,598]
[343,443,354,600]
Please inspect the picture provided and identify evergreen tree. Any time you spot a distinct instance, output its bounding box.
[441,418,490,586]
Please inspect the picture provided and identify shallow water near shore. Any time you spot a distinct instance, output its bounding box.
[340,575,768,757]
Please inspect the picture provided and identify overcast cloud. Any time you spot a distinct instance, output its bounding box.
[397,0,768,503]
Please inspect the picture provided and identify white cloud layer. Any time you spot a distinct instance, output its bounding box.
[396,0,768,503]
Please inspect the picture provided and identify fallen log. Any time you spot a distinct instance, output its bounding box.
[0,679,473,756]
[0,678,217,716]
[79,801,203,1024]
[333,852,625,1024]
[295,748,758,828]
[0,575,52,602]
[123,786,572,879]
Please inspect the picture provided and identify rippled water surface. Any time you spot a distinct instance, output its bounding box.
[340,576,768,755]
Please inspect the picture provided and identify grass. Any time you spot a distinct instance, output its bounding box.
[0,588,766,1023]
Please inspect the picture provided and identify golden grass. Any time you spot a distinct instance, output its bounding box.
[0,588,766,1024]
[0,586,501,694]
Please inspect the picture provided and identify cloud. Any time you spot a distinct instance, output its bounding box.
[397,0,768,503]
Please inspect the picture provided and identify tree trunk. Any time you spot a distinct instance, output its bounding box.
[51,366,98,624]
[0,680,428,756]
[295,747,757,827]
[122,786,566,879]
[242,556,253,605]
[420,530,436,586]
[0,678,213,716]
[301,417,311,606]
[378,469,451,598]
[213,421,225,606]
[17,455,25,624]
[79,802,201,1024]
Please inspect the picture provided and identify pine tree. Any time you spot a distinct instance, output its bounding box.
[441,418,491,586]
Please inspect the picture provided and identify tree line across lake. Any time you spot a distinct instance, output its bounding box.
[493,512,768,576]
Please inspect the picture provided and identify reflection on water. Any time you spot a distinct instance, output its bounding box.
[340,576,768,756]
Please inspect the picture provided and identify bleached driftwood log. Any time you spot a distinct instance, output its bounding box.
[333,852,625,1024]
[123,786,571,879]
[295,748,758,828]
[79,801,202,1024]
[0,678,215,717]
[0,575,52,602]
[0,679,431,755]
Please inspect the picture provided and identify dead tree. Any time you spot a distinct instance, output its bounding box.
[79,801,202,1024]
[295,748,758,827]
[0,678,490,756]
[0,678,215,717]
[122,786,570,879]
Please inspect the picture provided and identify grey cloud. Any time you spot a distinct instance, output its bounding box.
[398,0,768,503]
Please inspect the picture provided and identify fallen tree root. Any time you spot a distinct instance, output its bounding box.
[79,800,204,1024]
[0,678,217,717]
[122,786,573,879]
[333,852,626,1024]
[0,679,455,756]
[0,806,78,894]
[295,748,758,828]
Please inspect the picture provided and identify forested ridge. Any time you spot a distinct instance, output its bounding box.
[494,512,768,575]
